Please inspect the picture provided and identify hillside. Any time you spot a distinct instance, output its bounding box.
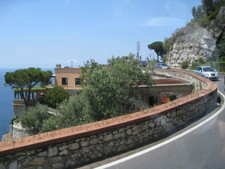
[166,2,225,70]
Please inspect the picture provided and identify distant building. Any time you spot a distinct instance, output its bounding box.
[55,65,82,96]
[136,78,193,109]
[54,65,194,106]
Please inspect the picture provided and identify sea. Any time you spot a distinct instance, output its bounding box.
[0,68,54,140]
[0,69,14,139]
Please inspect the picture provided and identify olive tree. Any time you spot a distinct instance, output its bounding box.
[42,54,153,131]
[42,95,88,132]
[82,54,153,121]
[20,104,51,134]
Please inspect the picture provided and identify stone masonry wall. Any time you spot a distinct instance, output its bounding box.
[155,69,207,92]
[0,70,217,169]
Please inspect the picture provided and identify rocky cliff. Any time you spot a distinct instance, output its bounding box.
[167,7,225,68]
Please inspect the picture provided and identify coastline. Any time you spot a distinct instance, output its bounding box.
[0,69,14,140]
[0,68,54,141]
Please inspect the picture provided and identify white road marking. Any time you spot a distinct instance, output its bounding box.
[95,91,225,169]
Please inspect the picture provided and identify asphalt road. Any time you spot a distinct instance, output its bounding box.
[92,74,225,169]
[215,74,225,94]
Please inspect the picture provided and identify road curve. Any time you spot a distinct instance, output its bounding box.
[95,74,225,169]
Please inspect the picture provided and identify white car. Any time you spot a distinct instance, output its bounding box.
[194,66,219,81]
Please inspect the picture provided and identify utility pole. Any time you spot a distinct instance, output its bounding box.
[137,41,140,60]
[71,60,73,68]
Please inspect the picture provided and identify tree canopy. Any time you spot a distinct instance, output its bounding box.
[148,41,166,62]
[82,54,153,121]
[5,68,52,107]
[42,95,88,132]
[217,33,225,71]
[192,0,225,27]
[80,59,103,86]
[41,86,69,109]
[41,54,153,132]
[20,104,51,133]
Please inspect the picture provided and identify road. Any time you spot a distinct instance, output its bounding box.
[216,74,225,95]
[94,74,225,169]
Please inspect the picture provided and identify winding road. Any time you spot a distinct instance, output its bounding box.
[93,74,225,169]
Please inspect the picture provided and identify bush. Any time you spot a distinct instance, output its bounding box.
[20,104,51,133]
[219,62,225,72]
[162,55,167,63]
[190,57,206,70]
[198,57,205,64]
[190,61,200,70]
[42,86,69,109]
[41,116,62,132]
[83,55,153,121]
[42,94,90,132]
[181,60,189,69]
[210,61,225,72]
[32,55,153,133]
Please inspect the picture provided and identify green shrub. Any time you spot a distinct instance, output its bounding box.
[219,62,225,72]
[162,55,167,63]
[198,57,205,64]
[210,61,225,72]
[20,104,51,133]
[36,55,153,133]
[41,116,62,132]
[42,86,69,109]
[190,61,200,70]
[181,60,189,69]
[42,94,89,132]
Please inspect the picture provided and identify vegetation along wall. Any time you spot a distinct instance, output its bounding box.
[0,69,217,169]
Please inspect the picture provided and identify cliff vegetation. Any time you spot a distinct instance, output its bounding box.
[164,0,225,71]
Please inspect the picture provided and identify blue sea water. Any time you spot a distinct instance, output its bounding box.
[0,69,14,139]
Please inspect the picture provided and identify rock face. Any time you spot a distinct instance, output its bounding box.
[167,7,225,68]
[167,27,217,68]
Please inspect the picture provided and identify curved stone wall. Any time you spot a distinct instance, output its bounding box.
[0,69,217,169]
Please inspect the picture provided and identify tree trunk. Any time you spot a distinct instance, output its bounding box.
[27,86,32,108]
[20,88,28,108]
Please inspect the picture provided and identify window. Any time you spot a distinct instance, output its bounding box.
[62,78,68,85]
[197,67,202,71]
[75,78,81,86]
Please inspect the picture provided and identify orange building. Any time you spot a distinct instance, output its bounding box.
[55,65,82,96]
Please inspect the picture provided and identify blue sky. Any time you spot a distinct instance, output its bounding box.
[0,0,201,69]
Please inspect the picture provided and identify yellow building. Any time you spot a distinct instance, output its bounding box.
[55,65,82,96]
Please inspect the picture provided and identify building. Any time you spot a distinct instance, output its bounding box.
[54,65,193,108]
[55,65,82,96]
[137,78,193,108]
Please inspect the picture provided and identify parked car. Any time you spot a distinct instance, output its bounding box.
[155,62,170,69]
[194,66,219,81]
[140,60,147,67]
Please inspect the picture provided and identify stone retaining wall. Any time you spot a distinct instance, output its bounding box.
[0,70,217,169]
[155,69,207,92]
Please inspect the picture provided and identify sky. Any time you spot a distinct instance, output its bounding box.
[0,0,201,69]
